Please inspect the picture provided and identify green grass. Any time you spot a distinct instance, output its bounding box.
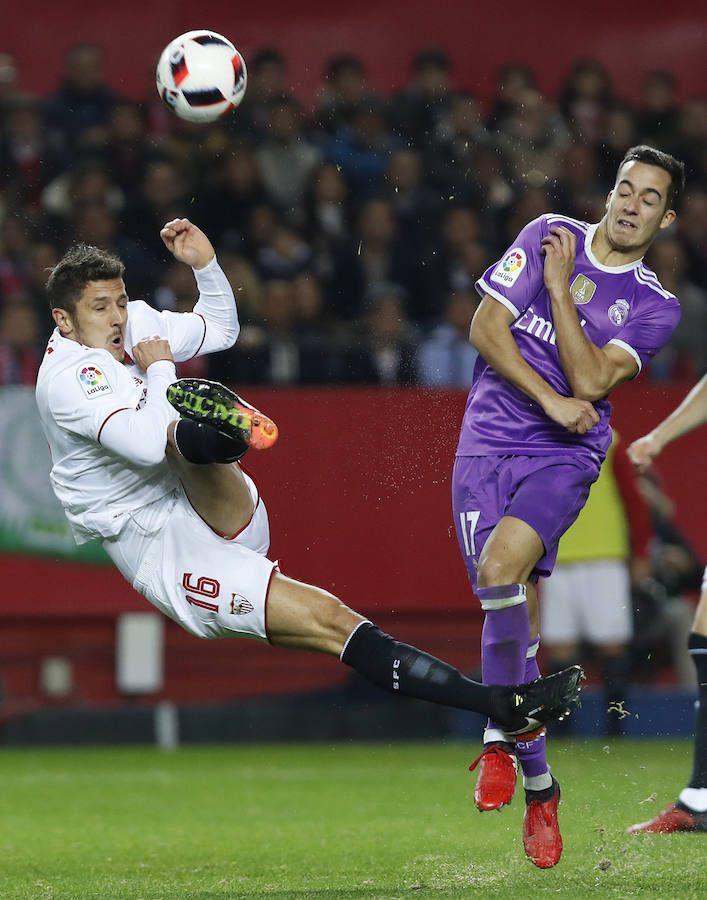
[0,740,703,899]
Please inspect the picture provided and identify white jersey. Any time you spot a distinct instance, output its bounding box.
[35,257,239,544]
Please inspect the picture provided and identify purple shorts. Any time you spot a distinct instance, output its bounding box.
[452,454,600,592]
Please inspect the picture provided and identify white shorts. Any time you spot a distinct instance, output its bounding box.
[540,559,633,645]
[104,471,277,641]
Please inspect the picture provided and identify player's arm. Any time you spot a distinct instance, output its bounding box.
[470,296,599,434]
[160,218,240,355]
[628,372,707,472]
[98,338,178,466]
[611,433,654,581]
[543,226,637,401]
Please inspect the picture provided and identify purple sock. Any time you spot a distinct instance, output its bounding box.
[478,584,529,731]
[515,637,550,778]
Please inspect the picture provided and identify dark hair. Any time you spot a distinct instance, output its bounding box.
[46,243,124,315]
[618,145,686,209]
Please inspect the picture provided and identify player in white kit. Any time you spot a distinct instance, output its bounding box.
[35,217,582,737]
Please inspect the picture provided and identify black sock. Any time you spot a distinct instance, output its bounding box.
[341,622,497,716]
[174,418,247,464]
[688,632,707,788]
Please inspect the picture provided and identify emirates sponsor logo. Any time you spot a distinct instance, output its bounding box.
[513,304,587,345]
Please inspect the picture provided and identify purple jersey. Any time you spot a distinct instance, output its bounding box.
[456,214,680,464]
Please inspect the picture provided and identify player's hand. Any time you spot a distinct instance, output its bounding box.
[132,336,174,370]
[627,433,662,473]
[542,394,600,434]
[160,218,215,269]
[541,226,576,295]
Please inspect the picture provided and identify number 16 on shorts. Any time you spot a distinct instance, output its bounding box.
[459,510,480,558]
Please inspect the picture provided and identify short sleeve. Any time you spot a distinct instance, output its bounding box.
[48,358,128,441]
[475,215,547,318]
[607,298,680,374]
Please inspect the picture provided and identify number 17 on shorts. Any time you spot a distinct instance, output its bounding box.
[458,510,480,558]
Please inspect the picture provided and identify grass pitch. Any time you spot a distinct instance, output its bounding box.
[0,739,703,899]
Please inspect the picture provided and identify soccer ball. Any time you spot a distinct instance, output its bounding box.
[156,30,247,123]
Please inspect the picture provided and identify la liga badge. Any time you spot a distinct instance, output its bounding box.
[77,365,113,398]
[491,247,526,287]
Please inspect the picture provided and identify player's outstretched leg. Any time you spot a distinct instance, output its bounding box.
[266,579,583,732]
[167,378,278,462]
[339,622,583,736]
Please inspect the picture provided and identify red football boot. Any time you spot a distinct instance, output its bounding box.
[523,776,563,869]
[469,742,518,811]
[626,802,707,834]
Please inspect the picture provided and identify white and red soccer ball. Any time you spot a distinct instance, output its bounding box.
[156,30,247,123]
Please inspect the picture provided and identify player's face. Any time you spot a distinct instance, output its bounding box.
[54,278,128,361]
[604,161,676,257]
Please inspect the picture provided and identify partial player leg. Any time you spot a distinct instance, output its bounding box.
[517,628,553,792]
[264,571,582,735]
[685,576,707,803]
[471,517,543,810]
[516,603,563,869]
[627,571,707,834]
[166,421,255,538]
[476,517,543,717]
[515,586,552,791]
[473,520,564,867]
[164,378,279,536]
[523,776,563,868]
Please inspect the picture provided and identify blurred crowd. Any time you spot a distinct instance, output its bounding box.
[0,43,706,388]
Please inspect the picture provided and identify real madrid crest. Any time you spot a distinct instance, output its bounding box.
[608,299,630,326]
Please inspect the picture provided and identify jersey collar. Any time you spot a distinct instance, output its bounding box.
[585,222,644,274]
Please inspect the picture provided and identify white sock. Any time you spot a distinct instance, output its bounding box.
[523,771,553,792]
[679,787,707,813]
[483,726,513,746]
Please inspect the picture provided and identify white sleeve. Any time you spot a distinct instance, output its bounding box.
[126,258,239,363]
[191,256,240,354]
[98,360,179,466]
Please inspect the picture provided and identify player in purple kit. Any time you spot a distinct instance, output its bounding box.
[452,145,686,867]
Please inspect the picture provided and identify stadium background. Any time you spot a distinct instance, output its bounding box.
[5,0,706,106]
[0,0,706,743]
